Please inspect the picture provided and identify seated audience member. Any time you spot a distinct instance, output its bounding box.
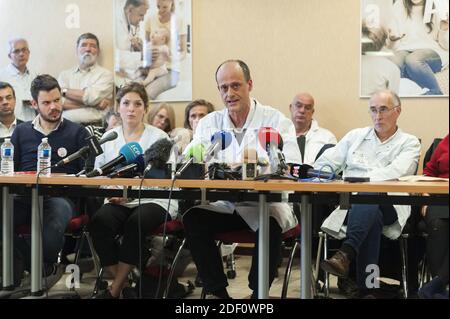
[0,38,36,121]
[418,134,449,299]
[11,74,89,288]
[184,99,215,135]
[289,92,337,165]
[89,82,178,299]
[317,90,420,298]
[58,33,114,126]
[0,81,23,142]
[104,109,122,132]
[147,102,190,153]
[182,59,301,299]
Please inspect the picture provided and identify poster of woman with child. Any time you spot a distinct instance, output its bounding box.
[114,0,192,102]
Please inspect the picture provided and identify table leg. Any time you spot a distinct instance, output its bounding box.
[300,194,312,299]
[258,193,269,299]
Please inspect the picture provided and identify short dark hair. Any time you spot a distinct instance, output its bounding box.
[0,81,15,98]
[215,59,252,83]
[184,99,215,130]
[30,74,61,101]
[125,0,148,9]
[116,82,149,111]
[77,33,100,49]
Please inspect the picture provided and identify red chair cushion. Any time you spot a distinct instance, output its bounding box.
[151,219,184,235]
[214,224,301,244]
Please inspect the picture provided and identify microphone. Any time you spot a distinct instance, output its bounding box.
[175,143,205,177]
[86,141,143,177]
[143,138,174,175]
[242,147,258,180]
[107,154,146,178]
[290,164,338,180]
[257,127,287,173]
[55,131,118,167]
[204,130,233,162]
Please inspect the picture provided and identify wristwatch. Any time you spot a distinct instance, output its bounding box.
[62,88,68,97]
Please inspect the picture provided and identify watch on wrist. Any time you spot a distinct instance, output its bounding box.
[62,88,68,97]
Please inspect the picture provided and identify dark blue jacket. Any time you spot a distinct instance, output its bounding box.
[11,119,89,174]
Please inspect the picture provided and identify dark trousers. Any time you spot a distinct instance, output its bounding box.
[344,200,398,289]
[183,208,282,294]
[424,206,449,283]
[13,196,75,268]
[89,203,169,267]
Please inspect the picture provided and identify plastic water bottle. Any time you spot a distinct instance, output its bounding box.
[1,138,14,176]
[37,137,51,176]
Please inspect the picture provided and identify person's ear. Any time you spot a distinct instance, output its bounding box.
[248,79,253,92]
[31,100,38,110]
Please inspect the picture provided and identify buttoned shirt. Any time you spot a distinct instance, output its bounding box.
[0,118,18,139]
[0,64,36,121]
[58,63,114,124]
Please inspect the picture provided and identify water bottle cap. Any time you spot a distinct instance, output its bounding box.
[4,138,10,142]
[42,137,48,143]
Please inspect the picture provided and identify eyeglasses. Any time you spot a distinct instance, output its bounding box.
[368,105,399,116]
[293,103,313,111]
[218,82,243,94]
[11,47,29,55]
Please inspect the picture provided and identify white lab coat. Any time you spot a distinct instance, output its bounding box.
[315,127,421,239]
[303,119,337,166]
[186,98,302,232]
[114,4,143,81]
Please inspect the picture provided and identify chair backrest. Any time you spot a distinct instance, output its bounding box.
[315,144,335,162]
[422,138,443,170]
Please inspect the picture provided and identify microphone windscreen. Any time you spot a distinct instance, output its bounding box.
[119,142,143,163]
[257,127,283,150]
[99,131,119,144]
[185,144,205,162]
[210,130,233,150]
[144,138,173,168]
[243,148,258,163]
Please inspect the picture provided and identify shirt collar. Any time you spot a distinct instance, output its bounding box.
[6,63,29,76]
[367,127,401,144]
[32,115,64,135]
[75,63,97,74]
[0,118,17,130]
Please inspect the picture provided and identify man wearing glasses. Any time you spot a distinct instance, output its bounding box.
[0,38,36,122]
[315,89,420,298]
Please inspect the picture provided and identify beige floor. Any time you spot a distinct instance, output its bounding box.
[44,253,348,299]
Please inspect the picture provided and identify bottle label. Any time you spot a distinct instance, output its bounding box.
[3,148,12,157]
[42,149,51,158]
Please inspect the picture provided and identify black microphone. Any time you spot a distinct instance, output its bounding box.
[86,142,143,177]
[107,154,146,178]
[55,131,118,167]
[290,164,338,180]
[143,138,174,175]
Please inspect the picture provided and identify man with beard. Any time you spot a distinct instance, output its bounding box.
[58,33,114,126]
[0,38,37,122]
[11,74,88,289]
